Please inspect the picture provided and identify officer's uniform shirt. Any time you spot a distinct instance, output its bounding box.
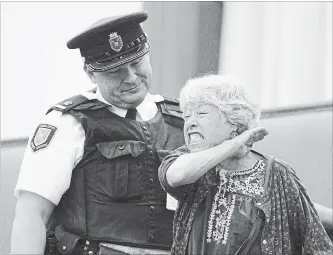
[14,90,164,206]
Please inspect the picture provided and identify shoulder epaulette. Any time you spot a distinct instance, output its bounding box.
[162,96,179,105]
[157,96,182,116]
[157,96,184,129]
[46,94,90,114]
[161,96,180,105]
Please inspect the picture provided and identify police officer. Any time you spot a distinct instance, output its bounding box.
[11,12,185,255]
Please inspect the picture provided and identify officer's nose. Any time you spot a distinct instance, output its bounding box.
[122,66,137,84]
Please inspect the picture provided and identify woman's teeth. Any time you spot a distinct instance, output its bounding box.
[189,133,204,142]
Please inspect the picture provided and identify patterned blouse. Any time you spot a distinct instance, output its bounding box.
[158,145,333,255]
[187,159,267,255]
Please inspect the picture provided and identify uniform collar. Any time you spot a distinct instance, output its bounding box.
[81,87,164,121]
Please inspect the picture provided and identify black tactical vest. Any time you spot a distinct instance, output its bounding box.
[46,94,185,250]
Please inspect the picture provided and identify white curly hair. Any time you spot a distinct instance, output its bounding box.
[179,74,261,132]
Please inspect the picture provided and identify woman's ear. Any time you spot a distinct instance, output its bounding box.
[230,124,247,139]
[230,131,238,139]
[229,125,239,139]
[236,125,247,135]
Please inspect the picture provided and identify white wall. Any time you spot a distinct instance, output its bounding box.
[1,2,143,140]
[219,2,332,109]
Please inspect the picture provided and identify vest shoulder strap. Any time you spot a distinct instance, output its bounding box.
[47,92,108,115]
[47,94,89,114]
[157,97,184,129]
[157,97,183,118]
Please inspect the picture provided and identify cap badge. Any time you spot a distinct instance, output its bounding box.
[108,32,123,52]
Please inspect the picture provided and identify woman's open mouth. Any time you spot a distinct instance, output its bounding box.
[188,132,205,144]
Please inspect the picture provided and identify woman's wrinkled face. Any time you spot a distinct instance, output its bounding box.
[90,54,152,108]
[183,103,235,152]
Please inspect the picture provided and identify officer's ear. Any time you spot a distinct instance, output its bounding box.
[83,65,96,84]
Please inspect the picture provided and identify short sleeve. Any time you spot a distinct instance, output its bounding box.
[158,144,194,201]
[14,110,85,205]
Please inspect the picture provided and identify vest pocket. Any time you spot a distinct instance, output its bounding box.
[96,140,146,201]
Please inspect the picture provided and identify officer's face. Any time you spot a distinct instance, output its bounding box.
[91,54,152,108]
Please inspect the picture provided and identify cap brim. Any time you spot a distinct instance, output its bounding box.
[86,42,150,72]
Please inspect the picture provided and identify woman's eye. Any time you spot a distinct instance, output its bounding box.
[198,112,208,115]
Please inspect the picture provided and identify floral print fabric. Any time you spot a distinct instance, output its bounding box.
[187,160,266,255]
[158,145,333,255]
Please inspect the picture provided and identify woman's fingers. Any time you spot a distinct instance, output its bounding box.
[252,127,269,142]
[244,127,269,146]
[229,127,268,153]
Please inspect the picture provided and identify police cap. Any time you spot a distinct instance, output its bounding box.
[67,12,149,72]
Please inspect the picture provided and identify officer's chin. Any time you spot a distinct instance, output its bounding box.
[123,92,147,108]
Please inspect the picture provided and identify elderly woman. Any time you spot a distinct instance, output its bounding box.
[158,74,333,255]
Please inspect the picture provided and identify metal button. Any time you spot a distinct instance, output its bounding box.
[118,145,125,150]
[62,245,67,251]
[143,126,148,131]
[84,246,88,251]
[148,150,153,156]
[256,202,262,206]
[63,100,73,106]
[149,206,155,212]
[148,178,154,184]
[85,240,90,245]
[262,239,267,245]
[88,251,94,255]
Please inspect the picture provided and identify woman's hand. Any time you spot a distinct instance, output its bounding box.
[242,127,269,146]
[229,127,269,157]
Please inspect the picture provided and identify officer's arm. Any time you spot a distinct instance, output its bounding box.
[11,191,55,254]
